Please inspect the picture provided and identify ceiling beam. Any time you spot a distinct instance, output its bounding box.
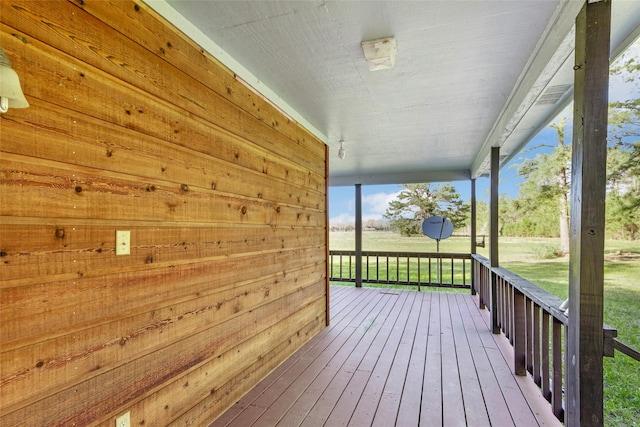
[329,169,471,187]
[471,0,584,179]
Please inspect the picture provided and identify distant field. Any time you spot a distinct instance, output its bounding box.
[329,231,640,426]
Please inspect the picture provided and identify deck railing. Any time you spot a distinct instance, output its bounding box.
[329,250,471,290]
[329,250,639,423]
[471,254,640,423]
[472,254,571,421]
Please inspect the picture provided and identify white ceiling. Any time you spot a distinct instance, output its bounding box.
[148,0,640,186]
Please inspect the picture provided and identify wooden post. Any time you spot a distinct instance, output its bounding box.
[470,178,477,295]
[566,1,611,426]
[325,144,331,326]
[490,146,500,333]
[355,183,362,288]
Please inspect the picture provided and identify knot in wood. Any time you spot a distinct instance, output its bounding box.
[55,228,66,239]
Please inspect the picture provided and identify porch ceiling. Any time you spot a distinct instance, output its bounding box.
[148,0,640,186]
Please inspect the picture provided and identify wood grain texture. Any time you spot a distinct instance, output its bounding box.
[211,287,560,427]
[566,2,611,425]
[0,0,327,425]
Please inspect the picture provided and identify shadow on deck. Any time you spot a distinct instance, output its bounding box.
[210,285,560,426]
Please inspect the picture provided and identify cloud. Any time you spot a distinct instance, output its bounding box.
[328,189,401,226]
[362,191,401,219]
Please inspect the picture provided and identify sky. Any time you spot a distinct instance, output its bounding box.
[328,128,556,225]
[328,41,639,226]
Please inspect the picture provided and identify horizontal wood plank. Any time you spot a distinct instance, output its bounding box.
[0,222,323,282]
[0,153,324,226]
[1,100,325,209]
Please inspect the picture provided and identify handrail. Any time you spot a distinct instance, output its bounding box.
[329,250,471,289]
[473,255,568,323]
[614,338,640,361]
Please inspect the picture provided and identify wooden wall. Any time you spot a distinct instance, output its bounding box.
[0,1,328,425]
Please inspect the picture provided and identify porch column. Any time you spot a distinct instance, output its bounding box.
[355,183,362,287]
[490,147,500,334]
[566,1,611,425]
[470,178,477,295]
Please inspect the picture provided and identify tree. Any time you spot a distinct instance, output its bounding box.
[383,183,469,236]
[515,118,571,251]
[552,120,571,253]
[606,45,640,239]
[499,193,559,237]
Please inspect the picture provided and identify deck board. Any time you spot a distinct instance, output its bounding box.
[210,286,561,427]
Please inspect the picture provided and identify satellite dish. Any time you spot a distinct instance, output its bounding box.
[421,216,453,240]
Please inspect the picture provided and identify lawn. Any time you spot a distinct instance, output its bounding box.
[329,231,640,426]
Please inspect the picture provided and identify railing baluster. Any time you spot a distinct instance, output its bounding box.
[552,318,564,422]
[508,281,514,345]
[496,276,502,329]
[499,277,505,334]
[386,254,389,282]
[542,311,551,401]
[507,278,512,340]
[449,257,453,285]
[365,254,369,281]
[407,256,410,285]
[514,288,527,376]
[526,298,534,376]
[478,260,484,304]
[503,278,508,333]
[533,303,542,386]
[500,277,505,332]
[463,258,466,286]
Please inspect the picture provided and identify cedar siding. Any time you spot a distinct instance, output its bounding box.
[0,1,328,425]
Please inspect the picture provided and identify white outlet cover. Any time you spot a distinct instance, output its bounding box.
[116,411,130,427]
[116,230,131,256]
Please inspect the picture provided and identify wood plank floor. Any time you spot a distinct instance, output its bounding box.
[210,286,561,427]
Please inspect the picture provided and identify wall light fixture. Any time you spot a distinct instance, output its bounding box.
[0,48,29,113]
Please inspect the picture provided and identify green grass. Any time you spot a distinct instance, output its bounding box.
[330,231,640,426]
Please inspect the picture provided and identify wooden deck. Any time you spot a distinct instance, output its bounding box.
[210,286,561,427]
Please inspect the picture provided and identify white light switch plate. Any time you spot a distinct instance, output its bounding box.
[116,230,130,255]
[116,411,130,427]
